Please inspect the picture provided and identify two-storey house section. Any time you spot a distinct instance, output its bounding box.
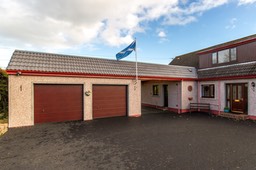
[171,34,256,119]
[198,34,256,118]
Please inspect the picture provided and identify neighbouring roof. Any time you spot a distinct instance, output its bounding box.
[198,61,256,79]
[7,50,197,79]
[169,51,199,68]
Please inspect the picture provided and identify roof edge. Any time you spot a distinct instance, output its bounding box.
[6,70,197,81]
[197,34,256,55]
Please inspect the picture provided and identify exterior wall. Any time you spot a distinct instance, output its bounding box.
[141,80,198,113]
[199,53,212,69]
[199,41,256,69]
[199,79,256,117]
[8,75,141,127]
[141,81,183,112]
[198,81,220,112]
[181,81,198,112]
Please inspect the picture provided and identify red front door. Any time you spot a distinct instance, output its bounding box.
[230,84,248,114]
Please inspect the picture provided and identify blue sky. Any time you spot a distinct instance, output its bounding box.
[0,0,256,68]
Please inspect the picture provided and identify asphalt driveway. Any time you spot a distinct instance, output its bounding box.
[1,108,256,170]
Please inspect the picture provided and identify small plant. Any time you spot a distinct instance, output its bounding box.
[224,107,230,113]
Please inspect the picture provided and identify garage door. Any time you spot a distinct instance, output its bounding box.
[93,85,127,119]
[34,84,83,123]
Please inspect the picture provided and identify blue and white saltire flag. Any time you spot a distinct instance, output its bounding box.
[116,40,136,60]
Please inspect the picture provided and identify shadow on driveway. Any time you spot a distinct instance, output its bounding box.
[1,109,256,170]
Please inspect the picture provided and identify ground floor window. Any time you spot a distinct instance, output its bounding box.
[201,84,215,98]
[153,85,159,95]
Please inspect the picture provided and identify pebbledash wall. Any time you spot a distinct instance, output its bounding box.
[8,75,141,128]
[141,80,197,113]
[199,79,256,118]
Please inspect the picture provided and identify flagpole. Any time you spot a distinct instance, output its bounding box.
[135,38,138,81]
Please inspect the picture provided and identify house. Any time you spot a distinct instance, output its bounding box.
[6,34,256,127]
[170,34,256,119]
[6,50,196,127]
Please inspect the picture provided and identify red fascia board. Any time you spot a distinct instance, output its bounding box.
[6,70,135,79]
[139,76,196,81]
[197,37,256,55]
[6,70,196,81]
[198,74,256,81]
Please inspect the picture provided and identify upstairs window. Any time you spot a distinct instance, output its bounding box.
[201,84,215,98]
[212,47,237,64]
[212,53,217,64]
[218,49,230,63]
[230,48,237,61]
[153,85,159,96]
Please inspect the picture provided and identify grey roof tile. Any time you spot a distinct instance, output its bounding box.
[198,61,256,79]
[7,50,197,79]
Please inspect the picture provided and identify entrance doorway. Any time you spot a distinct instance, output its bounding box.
[226,83,248,114]
[163,85,168,107]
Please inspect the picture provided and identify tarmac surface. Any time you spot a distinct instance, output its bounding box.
[1,107,256,170]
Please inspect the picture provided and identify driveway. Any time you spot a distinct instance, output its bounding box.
[1,108,256,170]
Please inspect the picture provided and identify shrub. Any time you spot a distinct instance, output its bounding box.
[0,69,8,119]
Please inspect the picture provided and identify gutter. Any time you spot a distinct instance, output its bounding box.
[6,70,197,81]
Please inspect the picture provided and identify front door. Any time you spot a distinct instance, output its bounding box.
[230,84,248,114]
[163,85,168,107]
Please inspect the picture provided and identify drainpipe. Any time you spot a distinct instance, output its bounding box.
[197,80,200,104]
[218,81,221,115]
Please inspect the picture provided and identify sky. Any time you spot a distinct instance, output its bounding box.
[0,0,256,69]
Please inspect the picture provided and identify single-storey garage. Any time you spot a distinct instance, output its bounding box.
[6,50,197,127]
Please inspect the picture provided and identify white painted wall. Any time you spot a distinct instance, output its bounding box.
[199,81,220,111]
[141,81,181,109]
[199,79,256,116]
[181,81,198,110]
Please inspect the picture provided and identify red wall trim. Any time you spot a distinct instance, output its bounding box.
[142,103,166,110]
[197,37,256,55]
[248,116,256,120]
[198,74,256,81]
[141,103,189,114]
[6,70,196,81]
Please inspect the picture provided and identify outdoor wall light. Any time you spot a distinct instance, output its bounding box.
[85,90,91,96]
[251,82,255,91]
[16,71,22,76]
[188,68,192,72]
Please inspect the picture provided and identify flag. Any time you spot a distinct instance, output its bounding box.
[116,40,136,60]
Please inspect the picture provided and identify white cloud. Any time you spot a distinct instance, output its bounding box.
[238,0,256,5]
[158,31,167,38]
[0,0,230,68]
[225,18,237,29]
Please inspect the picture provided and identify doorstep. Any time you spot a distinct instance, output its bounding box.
[219,112,248,120]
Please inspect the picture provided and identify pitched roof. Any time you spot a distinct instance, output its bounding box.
[197,34,256,55]
[169,34,256,68]
[169,51,199,68]
[7,50,197,79]
[198,61,256,79]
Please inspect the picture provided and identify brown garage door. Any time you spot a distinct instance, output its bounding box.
[93,85,127,119]
[34,84,83,123]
